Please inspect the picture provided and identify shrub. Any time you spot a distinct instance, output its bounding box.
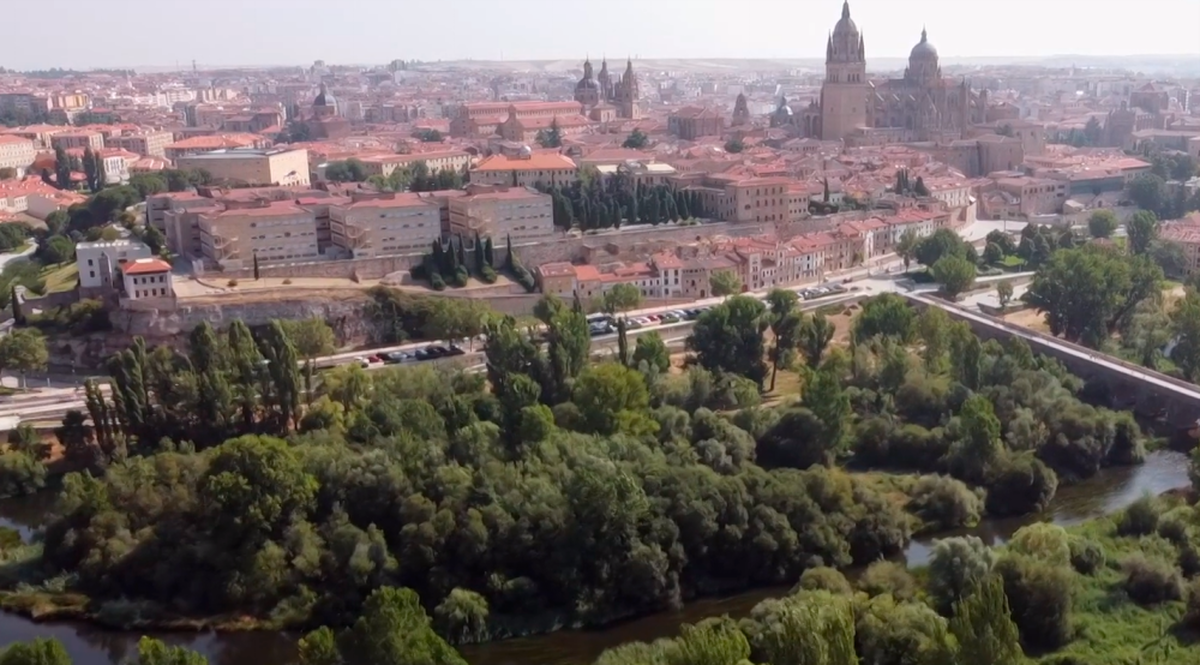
[282,278,293,285]
[1007,523,1071,567]
[1122,555,1182,605]
[796,566,852,595]
[984,452,1057,517]
[1178,532,1200,577]
[227,278,238,287]
[996,554,1073,650]
[451,265,470,288]
[1117,493,1160,537]
[480,265,497,284]
[0,451,46,498]
[1185,577,1200,630]
[1156,506,1193,544]
[927,536,997,614]
[906,475,982,530]
[430,272,446,291]
[1068,537,1105,575]
[858,560,917,601]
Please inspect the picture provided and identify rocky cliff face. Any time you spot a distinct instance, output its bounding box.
[113,293,375,347]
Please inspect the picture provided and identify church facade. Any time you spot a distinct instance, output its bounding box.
[575,57,640,120]
[804,1,988,144]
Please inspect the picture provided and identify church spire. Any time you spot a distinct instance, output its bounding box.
[841,0,851,20]
[920,25,927,43]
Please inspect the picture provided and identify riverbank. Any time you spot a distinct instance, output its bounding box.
[0,449,1186,665]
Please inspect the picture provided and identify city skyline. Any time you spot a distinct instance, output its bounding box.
[2,0,1198,70]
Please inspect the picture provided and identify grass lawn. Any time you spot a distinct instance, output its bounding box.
[38,263,78,294]
[999,255,1026,269]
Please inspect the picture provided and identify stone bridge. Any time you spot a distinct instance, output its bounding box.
[905,293,1200,430]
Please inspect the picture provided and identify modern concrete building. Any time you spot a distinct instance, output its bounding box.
[328,192,442,259]
[176,147,310,187]
[76,239,153,289]
[107,131,174,158]
[448,185,555,244]
[198,202,320,270]
[50,131,105,151]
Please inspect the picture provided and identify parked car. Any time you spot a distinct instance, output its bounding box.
[447,345,467,356]
[413,348,431,361]
[660,314,680,324]
[427,345,451,358]
[624,318,643,330]
[352,356,370,368]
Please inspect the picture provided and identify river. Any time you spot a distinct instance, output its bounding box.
[0,450,1189,665]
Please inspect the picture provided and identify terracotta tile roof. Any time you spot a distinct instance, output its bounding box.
[122,258,172,275]
[473,153,577,172]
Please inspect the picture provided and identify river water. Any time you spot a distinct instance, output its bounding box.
[0,450,1189,665]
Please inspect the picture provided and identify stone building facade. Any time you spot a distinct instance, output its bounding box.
[805,1,988,144]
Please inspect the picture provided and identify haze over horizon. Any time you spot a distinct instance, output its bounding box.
[3,0,1198,71]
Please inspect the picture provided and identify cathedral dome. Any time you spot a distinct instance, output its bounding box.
[832,0,859,38]
[313,83,337,109]
[910,28,938,60]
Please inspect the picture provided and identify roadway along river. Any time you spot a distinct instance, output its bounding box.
[0,450,1189,665]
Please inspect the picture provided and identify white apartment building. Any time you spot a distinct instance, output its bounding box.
[198,202,320,270]
[76,239,153,289]
[122,258,174,300]
[0,136,36,176]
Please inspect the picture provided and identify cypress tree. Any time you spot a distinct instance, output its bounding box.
[484,237,494,267]
[505,234,513,270]
[448,237,460,271]
[54,146,71,190]
[473,232,484,273]
[616,317,629,366]
[456,234,467,268]
[252,253,260,280]
[678,191,691,219]
[10,285,23,326]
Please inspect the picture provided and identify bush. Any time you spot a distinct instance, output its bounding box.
[795,566,852,595]
[282,278,293,285]
[996,554,1073,650]
[451,265,470,288]
[1156,506,1193,544]
[927,536,997,614]
[480,265,497,284]
[984,452,1057,517]
[1118,493,1160,537]
[226,278,238,287]
[1068,537,1105,575]
[1007,523,1071,567]
[858,560,917,601]
[0,451,46,498]
[1185,577,1200,630]
[906,475,983,530]
[1122,555,1182,605]
[430,273,446,291]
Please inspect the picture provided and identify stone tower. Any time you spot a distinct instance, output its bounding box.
[732,92,750,126]
[574,57,601,109]
[819,0,868,142]
[615,58,640,119]
[597,58,614,102]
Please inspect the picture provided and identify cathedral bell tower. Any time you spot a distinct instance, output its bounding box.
[819,1,868,141]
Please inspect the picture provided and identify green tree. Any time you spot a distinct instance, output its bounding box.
[622,129,649,149]
[632,331,670,373]
[1129,173,1167,216]
[134,637,208,665]
[536,118,563,148]
[280,318,336,403]
[1024,245,1162,348]
[709,269,742,297]
[687,295,767,388]
[1087,209,1118,238]
[804,369,851,462]
[913,176,930,196]
[297,627,341,665]
[338,587,467,665]
[1126,210,1159,255]
[723,137,744,154]
[996,279,1014,310]
[1151,239,1187,278]
[949,575,1024,665]
[854,293,915,344]
[768,309,803,391]
[0,328,48,387]
[0,638,71,665]
[928,536,997,615]
[915,228,972,267]
[895,228,920,271]
[434,588,490,645]
[1171,289,1200,382]
[572,362,656,437]
[930,255,976,299]
[798,312,835,369]
[603,283,643,315]
[53,146,71,190]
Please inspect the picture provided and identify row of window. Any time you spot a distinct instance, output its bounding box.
[132,288,169,298]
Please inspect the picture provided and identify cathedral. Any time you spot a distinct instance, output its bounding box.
[804,1,988,144]
[575,57,640,120]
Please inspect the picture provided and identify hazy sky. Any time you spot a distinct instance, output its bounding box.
[4,0,1198,70]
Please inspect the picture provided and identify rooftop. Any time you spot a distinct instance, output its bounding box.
[181,147,305,160]
[122,258,173,275]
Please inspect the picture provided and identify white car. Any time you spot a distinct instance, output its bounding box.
[353,356,371,368]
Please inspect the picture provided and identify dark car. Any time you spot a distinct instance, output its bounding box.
[413,348,431,361]
[447,345,467,356]
[384,351,409,364]
[427,345,450,358]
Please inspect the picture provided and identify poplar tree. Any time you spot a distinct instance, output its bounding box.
[189,321,234,445]
[950,575,1024,665]
[227,321,264,431]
